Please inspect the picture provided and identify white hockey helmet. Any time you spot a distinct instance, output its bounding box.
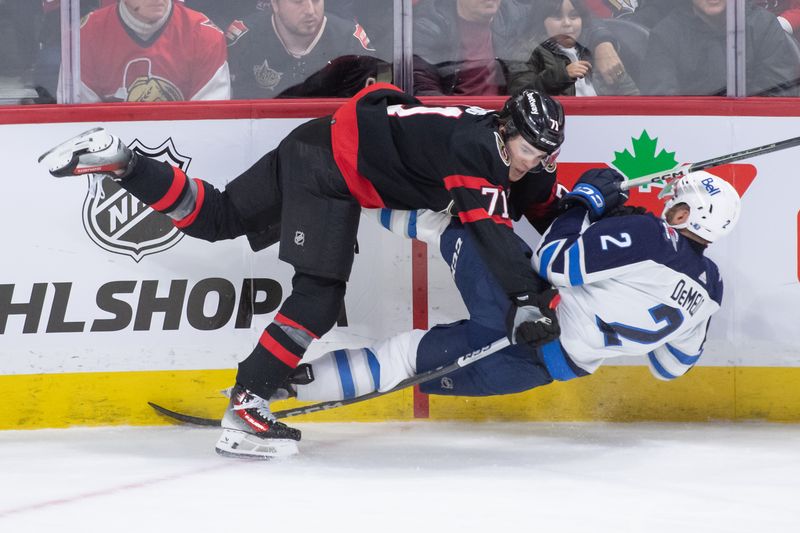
[662,171,741,243]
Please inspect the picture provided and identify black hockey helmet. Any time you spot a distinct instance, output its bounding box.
[499,90,564,154]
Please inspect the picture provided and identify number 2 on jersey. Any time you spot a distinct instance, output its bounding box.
[600,232,632,250]
[596,304,684,346]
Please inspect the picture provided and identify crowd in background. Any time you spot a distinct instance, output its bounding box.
[1,0,799,105]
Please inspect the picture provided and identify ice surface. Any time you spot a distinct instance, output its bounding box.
[1,422,799,532]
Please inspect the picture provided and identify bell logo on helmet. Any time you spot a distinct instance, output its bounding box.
[701,176,721,196]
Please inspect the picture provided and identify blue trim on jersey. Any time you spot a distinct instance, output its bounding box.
[648,352,677,380]
[541,341,579,381]
[666,344,701,365]
[568,243,584,286]
[408,210,417,239]
[365,348,381,390]
[538,241,559,277]
[380,209,392,231]
[334,350,356,399]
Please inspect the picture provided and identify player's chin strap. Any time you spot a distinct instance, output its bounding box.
[616,134,800,197]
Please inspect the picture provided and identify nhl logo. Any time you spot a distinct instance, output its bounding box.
[82,138,191,262]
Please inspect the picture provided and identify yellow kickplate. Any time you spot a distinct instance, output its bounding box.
[2,365,800,429]
[0,369,413,429]
[429,366,800,422]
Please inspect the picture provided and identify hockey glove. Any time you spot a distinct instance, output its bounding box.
[560,168,628,221]
[506,288,561,346]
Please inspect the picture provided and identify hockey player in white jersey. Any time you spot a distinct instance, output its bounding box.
[288,169,741,402]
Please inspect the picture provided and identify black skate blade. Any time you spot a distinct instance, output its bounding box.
[148,401,222,427]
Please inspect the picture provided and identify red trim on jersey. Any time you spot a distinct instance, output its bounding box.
[275,313,320,340]
[458,208,513,227]
[258,330,301,369]
[525,180,560,219]
[151,166,187,212]
[173,178,206,229]
[443,174,499,192]
[330,84,401,208]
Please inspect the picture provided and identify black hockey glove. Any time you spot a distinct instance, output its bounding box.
[506,288,561,346]
[560,168,628,221]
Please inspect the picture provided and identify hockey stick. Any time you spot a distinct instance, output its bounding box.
[619,135,800,195]
[149,337,512,427]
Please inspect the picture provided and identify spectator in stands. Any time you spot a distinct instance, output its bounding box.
[583,0,638,18]
[641,0,800,96]
[56,0,230,102]
[507,0,639,96]
[413,0,630,96]
[754,1,800,39]
[185,0,267,31]
[582,0,681,28]
[226,0,384,99]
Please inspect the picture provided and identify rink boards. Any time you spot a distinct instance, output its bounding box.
[1,98,800,428]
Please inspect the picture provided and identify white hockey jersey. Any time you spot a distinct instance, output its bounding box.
[534,208,723,380]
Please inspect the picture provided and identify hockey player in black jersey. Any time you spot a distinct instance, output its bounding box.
[291,171,741,404]
[40,84,564,458]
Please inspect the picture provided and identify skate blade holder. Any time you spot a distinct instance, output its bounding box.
[215,428,299,459]
[38,127,115,174]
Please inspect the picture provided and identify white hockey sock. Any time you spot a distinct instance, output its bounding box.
[296,330,425,401]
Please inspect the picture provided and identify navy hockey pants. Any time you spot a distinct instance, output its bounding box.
[417,224,586,396]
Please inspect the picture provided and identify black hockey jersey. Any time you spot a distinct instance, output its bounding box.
[226,11,377,99]
[331,83,545,300]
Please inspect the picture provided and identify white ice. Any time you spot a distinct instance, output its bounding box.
[1,422,799,533]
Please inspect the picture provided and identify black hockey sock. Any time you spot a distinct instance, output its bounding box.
[236,322,307,399]
[120,156,184,206]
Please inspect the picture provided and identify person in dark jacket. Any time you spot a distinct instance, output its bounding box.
[507,0,639,96]
[641,0,800,96]
[412,0,629,95]
[226,0,380,99]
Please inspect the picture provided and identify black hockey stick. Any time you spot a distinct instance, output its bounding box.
[619,134,800,194]
[149,337,511,426]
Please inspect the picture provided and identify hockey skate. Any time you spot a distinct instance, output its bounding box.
[38,127,135,179]
[215,384,301,459]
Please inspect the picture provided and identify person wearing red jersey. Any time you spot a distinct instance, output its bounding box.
[41,84,564,458]
[57,0,230,102]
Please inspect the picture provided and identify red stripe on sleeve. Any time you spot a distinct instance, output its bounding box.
[151,166,188,212]
[275,313,320,339]
[259,330,301,369]
[443,175,499,192]
[173,178,206,229]
[458,208,513,227]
